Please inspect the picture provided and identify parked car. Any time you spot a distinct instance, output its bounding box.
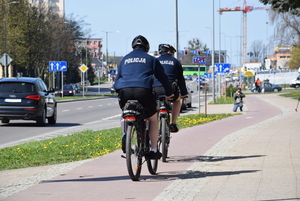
[181,87,193,110]
[263,82,282,92]
[0,77,57,126]
[71,83,80,94]
[290,76,300,88]
[60,84,76,96]
[184,75,193,80]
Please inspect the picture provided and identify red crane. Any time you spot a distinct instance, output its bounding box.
[218,0,269,65]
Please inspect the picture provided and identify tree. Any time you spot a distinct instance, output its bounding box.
[289,45,300,69]
[248,40,265,63]
[181,38,208,65]
[259,0,300,16]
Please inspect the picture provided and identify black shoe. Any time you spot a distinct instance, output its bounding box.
[122,134,126,153]
[170,123,179,133]
[149,150,162,159]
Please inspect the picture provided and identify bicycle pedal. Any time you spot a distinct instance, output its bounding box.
[121,155,126,159]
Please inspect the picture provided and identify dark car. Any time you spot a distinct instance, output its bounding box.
[0,77,57,126]
[263,82,282,93]
[60,84,76,96]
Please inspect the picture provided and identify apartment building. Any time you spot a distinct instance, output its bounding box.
[266,46,292,69]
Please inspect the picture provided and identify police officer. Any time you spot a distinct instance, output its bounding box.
[114,35,174,159]
[153,44,188,133]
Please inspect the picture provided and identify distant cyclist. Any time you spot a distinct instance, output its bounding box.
[153,44,188,133]
[114,35,174,159]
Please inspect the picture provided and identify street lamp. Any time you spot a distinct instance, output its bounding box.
[3,1,19,77]
[205,25,215,103]
[101,30,119,69]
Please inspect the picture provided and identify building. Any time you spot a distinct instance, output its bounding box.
[266,46,292,70]
[27,0,65,17]
[87,38,103,58]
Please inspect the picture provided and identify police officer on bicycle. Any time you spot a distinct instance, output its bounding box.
[153,44,188,133]
[114,35,174,159]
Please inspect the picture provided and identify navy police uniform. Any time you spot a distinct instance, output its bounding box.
[114,48,172,118]
[153,53,188,98]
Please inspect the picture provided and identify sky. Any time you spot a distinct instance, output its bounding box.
[65,0,274,67]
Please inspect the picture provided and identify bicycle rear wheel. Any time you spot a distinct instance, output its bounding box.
[126,124,142,181]
[146,132,158,174]
[160,117,169,162]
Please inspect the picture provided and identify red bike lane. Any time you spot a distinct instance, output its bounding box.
[4,95,282,201]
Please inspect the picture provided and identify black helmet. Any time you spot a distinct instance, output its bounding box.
[132,35,150,52]
[158,44,176,54]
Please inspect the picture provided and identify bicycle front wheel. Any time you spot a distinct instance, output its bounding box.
[126,124,142,181]
[160,117,169,162]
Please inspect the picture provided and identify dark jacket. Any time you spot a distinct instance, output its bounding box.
[153,53,188,96]
[114,49,172,96]
[233,92,245,104]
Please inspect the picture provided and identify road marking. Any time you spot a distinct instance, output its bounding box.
[77,108,83,110]
[88,106,93,108]
[102,114,120,120]
[98,105,103,106]
[62,110,69,112]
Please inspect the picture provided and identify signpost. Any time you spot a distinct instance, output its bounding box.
[79,64,88,97]
[214,63,230,73]
[49,61,67,97]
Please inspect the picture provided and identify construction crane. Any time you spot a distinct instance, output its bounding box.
[218,0,269,66]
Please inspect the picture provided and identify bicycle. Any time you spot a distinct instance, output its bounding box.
[157,96,172,162]
[122,100,158,181]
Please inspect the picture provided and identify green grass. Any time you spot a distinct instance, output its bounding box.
[0,113,238,171]
[280,90,300,100]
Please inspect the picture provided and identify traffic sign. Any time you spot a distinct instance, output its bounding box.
[79,64,88,73]
[215,63,230,73]
[49,61,67,71]
[110,70,116,75]
[0,53,12,66]
[193,57,206,64]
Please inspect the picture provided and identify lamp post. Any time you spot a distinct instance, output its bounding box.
[3,1,19,77]
[205,25,215,103]
[101,30,119,71]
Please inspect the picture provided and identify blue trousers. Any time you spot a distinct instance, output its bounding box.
[233,103,243,112]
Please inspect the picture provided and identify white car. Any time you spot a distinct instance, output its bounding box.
[181,87,193,110]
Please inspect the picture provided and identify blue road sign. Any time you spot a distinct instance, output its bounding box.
[179,50,185,54]
[49,61,67,71]
[110,70,116,75]
[191,50,198,54]
[204,73,212,78]
[215,63,230,73]
[193,57,206,64]
[205,50,211,54]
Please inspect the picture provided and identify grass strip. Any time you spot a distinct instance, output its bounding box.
[0,113,238,171]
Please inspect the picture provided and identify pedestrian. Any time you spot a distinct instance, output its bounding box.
[114,35,174,159]
[233,87,245,112]
[255,78,261,93]
[153,44,188,133]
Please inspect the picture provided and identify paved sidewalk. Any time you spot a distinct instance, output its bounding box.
[1,93,299,201]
